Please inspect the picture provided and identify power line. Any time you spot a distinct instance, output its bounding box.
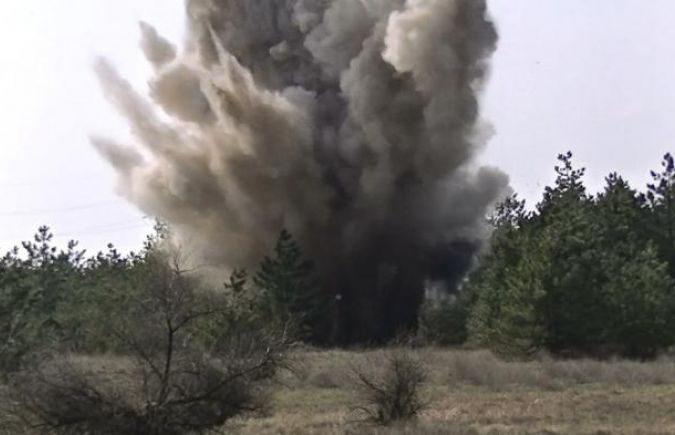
[53,222,151,238]
[52,217,151,238]
[0,201,125,217]
[0,174,101,189]
[0,217,152,243]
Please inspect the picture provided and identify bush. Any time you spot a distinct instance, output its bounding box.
[6,249,291,434]
[354,353,428,425]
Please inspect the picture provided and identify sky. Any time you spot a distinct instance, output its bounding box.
[0,0,674,254]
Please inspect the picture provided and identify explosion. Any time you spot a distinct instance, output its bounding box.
[94,0,508,343]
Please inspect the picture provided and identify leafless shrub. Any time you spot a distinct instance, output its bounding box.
[7,249,292,435]
[354,353,428,425]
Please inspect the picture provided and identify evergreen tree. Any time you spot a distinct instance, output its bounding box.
[466,194,546,356]
[467,153,675,358]
[602,243,672,358]
[537,151,588,221]
[538,155,600,354]
[0,227,85,371]
[645,153,675,275]
[593,175,673,357]
[418,291,471,346]
[254,230,329,342]
[467,215,549,357]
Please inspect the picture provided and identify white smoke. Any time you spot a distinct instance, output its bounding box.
[94,0,508,342]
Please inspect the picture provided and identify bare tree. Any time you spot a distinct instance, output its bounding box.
[7,248,291,434]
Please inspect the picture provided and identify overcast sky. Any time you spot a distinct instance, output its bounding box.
[1,0,674,254]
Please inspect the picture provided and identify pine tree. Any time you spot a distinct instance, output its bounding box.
[592,175,673,357]
[533,153,604,354]
[466,194,547,357]
[0,227,85,371]
[254,230,329,342]
[645,153,675,275]
[467,226,549,357]
[603,243,672,358]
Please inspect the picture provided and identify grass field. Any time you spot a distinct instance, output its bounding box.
[228,348,675,434]
[4,348,675,434]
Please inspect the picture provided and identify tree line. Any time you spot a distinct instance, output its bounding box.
[2,152,675,366]
[455,152,675,359]
[0,222,323,373]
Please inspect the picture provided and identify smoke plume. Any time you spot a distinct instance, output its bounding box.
[94,0,508,343]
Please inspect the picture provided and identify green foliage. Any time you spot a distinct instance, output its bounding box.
[0,222,176,372]
[644,153,675,275]
[0,222,330,380]
[475,235,549,358]
[8,248,290,435]
[467,200,549,358]
[4,151,675,370]
[418,292,471,346]
[602,243,672,357]
[0,227,85,372]
[254,230,330,342]
[467,152,675,359]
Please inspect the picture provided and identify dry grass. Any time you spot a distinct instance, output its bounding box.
[445,350,675,391]
[5,349,675,434]
[230,348,675,434]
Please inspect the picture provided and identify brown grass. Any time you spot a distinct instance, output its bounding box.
[5,349,675,434]
[231,348,675,434]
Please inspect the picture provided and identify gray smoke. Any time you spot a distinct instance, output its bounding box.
[94,0,508,342]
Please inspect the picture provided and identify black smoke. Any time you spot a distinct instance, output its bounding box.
[94,0,508,343]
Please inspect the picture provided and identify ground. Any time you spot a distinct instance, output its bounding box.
[4,348,675,434]
[229,348,675,434]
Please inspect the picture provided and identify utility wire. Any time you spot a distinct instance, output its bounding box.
[0,175,101,189]
[0,223,151,246]
[52,217,151,238]
[53,222,151,238]
[0,217,151,242]
[0,201,125,217]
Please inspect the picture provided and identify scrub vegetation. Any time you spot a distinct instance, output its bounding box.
[3,153,675,433]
